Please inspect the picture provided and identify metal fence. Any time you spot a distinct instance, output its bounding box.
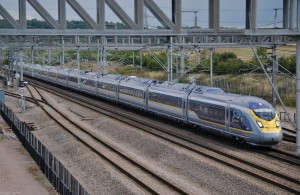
[0,102,89,195]
[195,74,296,106]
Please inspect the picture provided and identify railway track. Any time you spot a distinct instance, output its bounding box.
[10,84,299,168]
[21,78,300,194]
[282,127,297,143]
[5,91,49,106]
[283,127,297,135]
[21,84,189,194]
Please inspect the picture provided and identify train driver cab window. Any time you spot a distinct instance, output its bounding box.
[253,108,275,121]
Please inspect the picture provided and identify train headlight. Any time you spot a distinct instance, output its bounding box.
[275,120,280,127]
[256,121,263,128]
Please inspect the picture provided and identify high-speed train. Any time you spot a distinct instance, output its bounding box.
[18,63,282,146]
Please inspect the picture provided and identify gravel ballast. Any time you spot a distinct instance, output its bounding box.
[3,86,297,194]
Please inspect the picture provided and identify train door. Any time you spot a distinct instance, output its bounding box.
[143,86,148,110]
[116,81,120,102]
[182,95,188,122]
[225,103,231,132]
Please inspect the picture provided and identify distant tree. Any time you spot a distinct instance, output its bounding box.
[0,19,126,30]
[278,55,296,74]
[67,20,90,29]
[144,51,166,70]
[201,52,246,74]
[0,19,13,28]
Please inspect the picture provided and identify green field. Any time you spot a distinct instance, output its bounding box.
[214,45,296,61]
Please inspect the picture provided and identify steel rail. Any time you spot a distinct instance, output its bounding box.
[24,83,188,195]
[27,78,300,194]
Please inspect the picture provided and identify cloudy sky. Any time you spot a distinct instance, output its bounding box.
[0,0,283,28]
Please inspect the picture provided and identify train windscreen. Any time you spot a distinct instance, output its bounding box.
[253,108,275,121]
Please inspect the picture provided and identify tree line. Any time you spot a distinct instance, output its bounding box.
[63,49,296,75]
[0,19,126,29]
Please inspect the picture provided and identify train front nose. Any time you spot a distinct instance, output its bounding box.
[259,130,283,146]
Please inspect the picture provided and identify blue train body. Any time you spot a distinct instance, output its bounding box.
[20,64,283,146]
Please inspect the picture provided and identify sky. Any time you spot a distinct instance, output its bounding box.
[0,0,284,28]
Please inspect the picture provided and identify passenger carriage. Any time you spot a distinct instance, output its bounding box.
[79,72,98,96]
[96,74,123,101]
[188,87,227,133]
[119,76,155,109]
[147,82,194,121]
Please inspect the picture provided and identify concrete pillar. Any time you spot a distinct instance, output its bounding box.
[209,0,220,30]
[290,0,296,29]
[97,0,105,30]
[246,0,251,29]
[135,0,144,30]
[19,0,26,29]
[58,0,66,29]
[296,39,300,155]
[172,0,182,31]
[251,0,257,30]
[298,0,300,29]
[283,0,290,29]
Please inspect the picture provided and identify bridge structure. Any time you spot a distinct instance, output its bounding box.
[0,0,300,155]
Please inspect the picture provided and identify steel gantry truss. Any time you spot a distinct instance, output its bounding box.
[1,0,300,155]
[0,0,299,37]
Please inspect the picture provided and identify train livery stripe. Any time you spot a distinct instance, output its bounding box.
[189,111,254,134]
[148,100,182,110]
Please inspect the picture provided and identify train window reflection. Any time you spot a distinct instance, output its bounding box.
[253,108,275,121]
[149,92,182,108]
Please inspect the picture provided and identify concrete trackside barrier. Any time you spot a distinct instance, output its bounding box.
[0,102,89,195]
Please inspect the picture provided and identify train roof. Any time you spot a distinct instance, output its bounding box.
[233,95,273,110]
[195,88,273,110]
[192,86,224,94]
[98,74,124,81]
[151,82,195,92]
[121,76,156,85]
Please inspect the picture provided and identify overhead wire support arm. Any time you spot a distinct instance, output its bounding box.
[249,42,296,130]
[146,49,168,72]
